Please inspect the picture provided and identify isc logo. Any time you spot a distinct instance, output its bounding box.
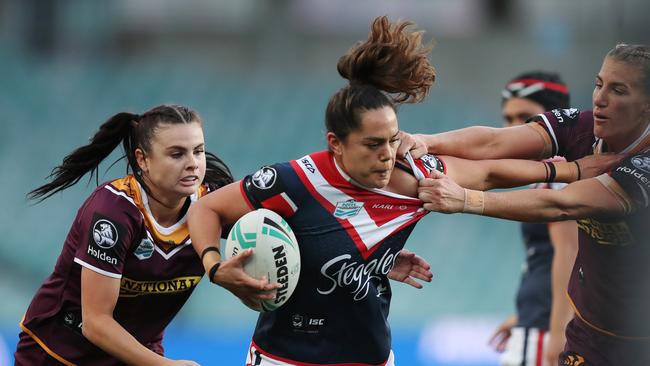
[309,318,325,326]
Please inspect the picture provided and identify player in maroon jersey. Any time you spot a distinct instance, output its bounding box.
[13,104,249,365]
[413,44,650,364]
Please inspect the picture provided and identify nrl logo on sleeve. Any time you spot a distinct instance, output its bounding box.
[552,108,579,123]
[134,238,155,260]
[631,154,650,173]
[333,199,364,219]
[251,166,277,189]
[93,219,119,249]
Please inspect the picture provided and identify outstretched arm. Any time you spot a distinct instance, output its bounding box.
[398,124,548,160]
[440,153,621,191]
[418,172,626,222]
[188,182,280,310]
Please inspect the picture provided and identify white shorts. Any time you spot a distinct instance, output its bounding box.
[245,341,395,366]
[499,327,549,366]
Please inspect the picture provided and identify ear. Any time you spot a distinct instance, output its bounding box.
[135,148,148,173]
[327,132,343,156]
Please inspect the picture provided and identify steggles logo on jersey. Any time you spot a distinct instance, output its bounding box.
[631,154,650,173]
[318,249,397,301]
[333,199,364,219]
[251,166,277,189]
[93,219,118,249]
[134,238,154,260]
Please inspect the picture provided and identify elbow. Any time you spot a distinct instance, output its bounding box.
[81,316,104,345]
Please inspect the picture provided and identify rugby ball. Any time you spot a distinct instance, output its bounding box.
[223,208,301,312]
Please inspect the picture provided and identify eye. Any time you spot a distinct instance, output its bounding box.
[613,87,626,95]
[389,138,400,145]
[194,148,205,156]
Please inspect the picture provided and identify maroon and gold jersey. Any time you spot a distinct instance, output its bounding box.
[528,109,650,339]
[19,175,210,365]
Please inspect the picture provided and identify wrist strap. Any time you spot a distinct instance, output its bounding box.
[545,162,556,183]
[574,161,581,180]
[208,261,222,284]
[201,246,221,261]
[462,189,485,215]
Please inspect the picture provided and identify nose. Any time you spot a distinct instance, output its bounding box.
[187,154,200,171]
[593,87,607,108]
[378,141,393,162]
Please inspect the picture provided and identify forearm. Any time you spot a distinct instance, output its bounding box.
[423,125,544,160]
[480,160,565,190]
[548,221,578,338]
[481,189,576,222]
[188,202,224,271]
[83,314,169,366]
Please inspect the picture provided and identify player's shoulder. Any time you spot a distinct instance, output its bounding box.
[530,108,590,126]
[86,176,143,217]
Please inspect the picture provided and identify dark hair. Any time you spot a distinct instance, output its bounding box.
[28,104,233,201]
[501,71,570,111]
[325,16,436,140]
[607,43,650,95]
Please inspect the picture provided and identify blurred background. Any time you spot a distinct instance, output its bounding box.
[0,0,648,365]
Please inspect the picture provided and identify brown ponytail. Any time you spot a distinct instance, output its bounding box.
[326,16,436,140]
[29,104,233,201]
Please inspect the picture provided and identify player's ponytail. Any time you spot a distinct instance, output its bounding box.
[204,152,234,190]
[29,104,234,201]
[326,16,436,140]
[28,112,136,201]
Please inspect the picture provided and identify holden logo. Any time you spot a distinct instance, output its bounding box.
[92,219,118,249]
[631,155,650,173]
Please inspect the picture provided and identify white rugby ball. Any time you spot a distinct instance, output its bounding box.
[223,208,301,312]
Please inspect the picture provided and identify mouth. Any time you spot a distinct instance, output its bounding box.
[180,175,200,186]
[373,168,391,178]
[593,111,609,122]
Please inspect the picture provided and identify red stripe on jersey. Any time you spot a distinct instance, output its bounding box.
[412,159,432,178]
[290,159,379,259]
[250,339,390,366]
[535,329,545,366]
[240,180,256,210]
[291,153,426,260]
[260,193,296,218]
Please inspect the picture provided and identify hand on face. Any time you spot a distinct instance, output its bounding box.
[396,131,429,159]
[417,170,466,213]
[212,248,281,311]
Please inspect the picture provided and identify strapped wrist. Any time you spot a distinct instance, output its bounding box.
[462,189,484,215]
[200,246,221,262]
[552,161,579,182]
[208,261,222,284]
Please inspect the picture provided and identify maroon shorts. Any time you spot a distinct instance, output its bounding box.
[559,318,650,366]
[14,331,66,366]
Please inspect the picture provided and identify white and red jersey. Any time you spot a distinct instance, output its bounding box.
[240,150,440,365]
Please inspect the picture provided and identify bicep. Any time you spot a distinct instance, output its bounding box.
[556,177,627,219]
[81,267,121,318]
